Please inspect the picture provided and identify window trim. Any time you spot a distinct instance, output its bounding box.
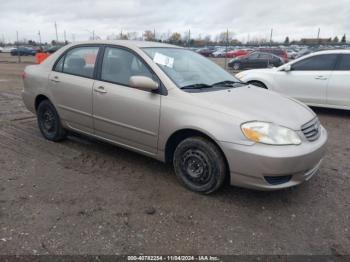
[96,44,167,95]
[52,44,102,79]
[291,54,339,71]
[52,43,168,95]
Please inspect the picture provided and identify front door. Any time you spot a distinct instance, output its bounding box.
[326,54,350,108]
[92,46,161,155]
[273,54,338,105]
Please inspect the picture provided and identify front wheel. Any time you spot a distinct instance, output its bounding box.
[232,62,241,70]
[37,100,67,142]
[173,137,227,194]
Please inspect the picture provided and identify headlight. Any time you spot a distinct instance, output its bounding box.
[235,73,244,80]
[241,122,301,145]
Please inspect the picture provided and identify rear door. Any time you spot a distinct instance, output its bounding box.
[92,46,161,155]
[48,46,100,133]
[326,54,350,108]
[273,54,338,105]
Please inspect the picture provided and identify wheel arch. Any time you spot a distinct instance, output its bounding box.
[34,94,51,112]
[164,128,229,169]
[247,80,268,89]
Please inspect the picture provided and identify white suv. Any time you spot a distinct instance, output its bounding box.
[236,50,350,110]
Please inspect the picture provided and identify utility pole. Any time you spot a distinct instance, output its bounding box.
[92,30,95,40]
[38,30,42,45]
[188,29,191,47]
[317,28,320,39]
[64,30,67,43]
[225,28,228,70]
[54,22,58,42]
[270,28,273,46]
[16,31,21,63]
[153,28,156,41]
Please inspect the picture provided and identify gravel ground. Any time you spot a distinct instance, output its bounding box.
[0,53,349,255]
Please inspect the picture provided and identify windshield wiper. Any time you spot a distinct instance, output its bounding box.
[180,83,213,89]
[211,80,248,87]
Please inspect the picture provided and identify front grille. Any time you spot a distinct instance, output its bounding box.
[265,175,292,185]
[301,118,321,142]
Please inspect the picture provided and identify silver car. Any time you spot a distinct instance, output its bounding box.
[22,41,327,194]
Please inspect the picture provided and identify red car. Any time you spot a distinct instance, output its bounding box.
[226,49,252,58]
[258,48,289,63]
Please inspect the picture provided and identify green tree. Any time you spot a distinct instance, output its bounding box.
[284,36,290,45]
[333,36,339,43]
[341,34,346,43]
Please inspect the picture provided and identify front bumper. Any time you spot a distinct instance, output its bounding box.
[220,126,327,190]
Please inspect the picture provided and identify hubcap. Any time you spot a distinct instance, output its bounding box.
[41,109,55,132]
[181,149,210,186]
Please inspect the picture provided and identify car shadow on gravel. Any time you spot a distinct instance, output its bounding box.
[312,107,350,118]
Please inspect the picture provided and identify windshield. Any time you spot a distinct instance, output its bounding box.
[142,47,241,89]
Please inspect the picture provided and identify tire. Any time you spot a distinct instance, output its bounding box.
[37,99,67,142]
[249,81,267,89]
[173,137,227,194]
[232,62,241,70]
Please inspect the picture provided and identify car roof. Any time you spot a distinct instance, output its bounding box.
[311,49,350,55]
[68,40,181,49]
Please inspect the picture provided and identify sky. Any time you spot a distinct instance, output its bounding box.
[0,0,349,43]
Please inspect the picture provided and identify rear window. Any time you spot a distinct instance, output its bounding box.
[54,46,99,78]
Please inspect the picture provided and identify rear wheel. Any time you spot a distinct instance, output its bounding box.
[173,137,227,194]
[37,100,67,142]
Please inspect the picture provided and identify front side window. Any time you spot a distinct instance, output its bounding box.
[292,54,338,71]
[336,54,350,70]
[60,46,99,78]
[143,47,240,89]
[101,47,154,86]
[258,54,269,60]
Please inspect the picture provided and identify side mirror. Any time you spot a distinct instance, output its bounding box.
[129,76,159,91]
[281,64,292,72]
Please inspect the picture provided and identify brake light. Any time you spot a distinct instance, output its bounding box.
[21,72,26,80]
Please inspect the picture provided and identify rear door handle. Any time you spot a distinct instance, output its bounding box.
[94,86,107,94]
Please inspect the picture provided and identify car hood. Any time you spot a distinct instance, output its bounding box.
[191,86,315,130]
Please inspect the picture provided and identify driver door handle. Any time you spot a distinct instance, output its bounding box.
[315,76,328,80]
[94,86,107,94]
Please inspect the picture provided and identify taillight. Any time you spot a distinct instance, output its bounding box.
[21,72,26,80]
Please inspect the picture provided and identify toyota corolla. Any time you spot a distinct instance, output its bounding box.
[22,41,327,194]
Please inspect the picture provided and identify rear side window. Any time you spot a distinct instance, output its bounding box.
[336,54,350,70]
[54,46,99,78]
[292,54,338,71]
